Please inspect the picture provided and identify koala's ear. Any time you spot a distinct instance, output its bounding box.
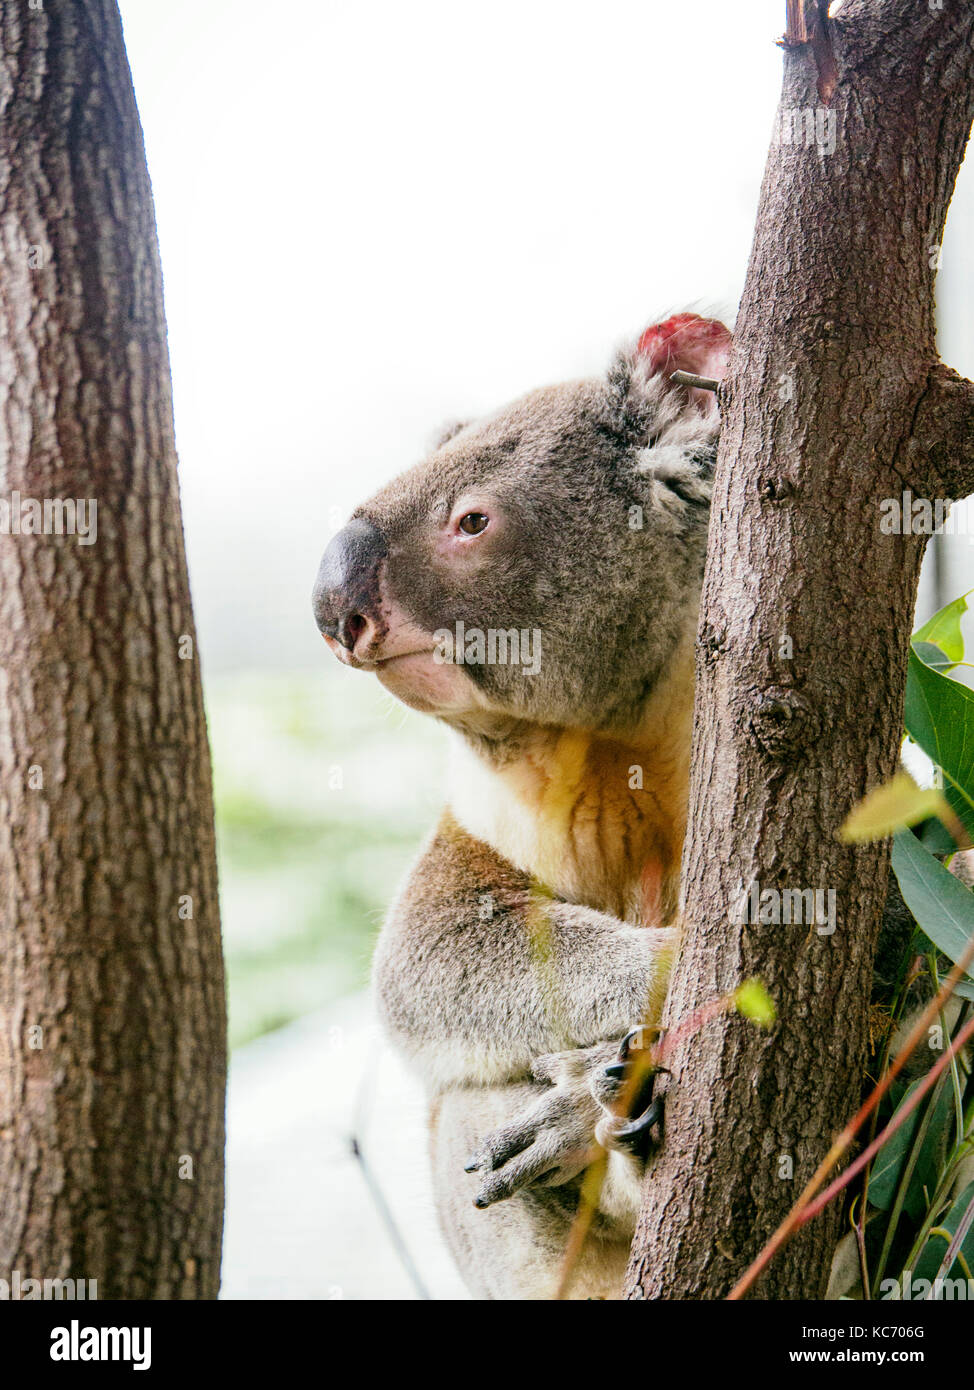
[430,419,471,450]
[634,313,731,386]
[606,313,731,438]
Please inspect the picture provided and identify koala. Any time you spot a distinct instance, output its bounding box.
[312,313,732,1299]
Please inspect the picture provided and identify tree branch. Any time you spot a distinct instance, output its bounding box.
[910,367,974,503]
[625,0,974,1301]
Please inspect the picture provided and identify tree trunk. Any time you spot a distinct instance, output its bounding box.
[627,0,974,1300]
[0,0,226,1298]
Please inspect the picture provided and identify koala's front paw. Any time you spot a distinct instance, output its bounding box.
[464,1046,615,1210]
[591,1027,667,1161]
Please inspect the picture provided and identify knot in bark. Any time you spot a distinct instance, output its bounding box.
[696,621,727,668]
[746,687,820,760]
[757,472,796,503]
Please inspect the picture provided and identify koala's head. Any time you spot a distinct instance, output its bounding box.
[312,313,730,739]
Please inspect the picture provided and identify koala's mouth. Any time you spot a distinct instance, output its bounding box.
[374,649,437,671]
[324,637,435,673]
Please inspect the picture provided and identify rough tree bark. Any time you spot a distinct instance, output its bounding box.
[627,0,974,1299]
[0,1,227,1296]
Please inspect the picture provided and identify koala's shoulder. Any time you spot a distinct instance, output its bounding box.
[372,811,532,1048]
[390,810,527,931]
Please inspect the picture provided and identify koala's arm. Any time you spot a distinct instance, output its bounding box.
[372,810,675,1093]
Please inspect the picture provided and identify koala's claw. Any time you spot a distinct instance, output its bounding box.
[592,1027,669,1162]
[466,1031,670,1209]
[606,1092,665,1159]
[604,1025,655,1079]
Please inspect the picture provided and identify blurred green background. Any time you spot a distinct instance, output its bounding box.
[208,670,446,1049]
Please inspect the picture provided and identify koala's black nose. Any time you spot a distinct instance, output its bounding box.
[312,517,388,652]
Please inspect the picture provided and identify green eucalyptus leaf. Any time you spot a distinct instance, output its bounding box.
[839,772,953,844]
[913,1181,974,1286]
[904,648,974,839]
[733,978,776,1028]
[913,592,969,668]
[912,639,956,674]
[868,1077,955,1220]
[912,814,959,857]
[890,831,974,996]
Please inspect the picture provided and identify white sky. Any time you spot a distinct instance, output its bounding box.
[116,0,974,671]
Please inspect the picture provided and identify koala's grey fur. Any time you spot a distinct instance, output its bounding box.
[354,368,715,740]
[313,314,964,1301]
[312,318,728,1299]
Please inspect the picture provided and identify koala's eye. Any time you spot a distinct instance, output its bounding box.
[458,511,489,536]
